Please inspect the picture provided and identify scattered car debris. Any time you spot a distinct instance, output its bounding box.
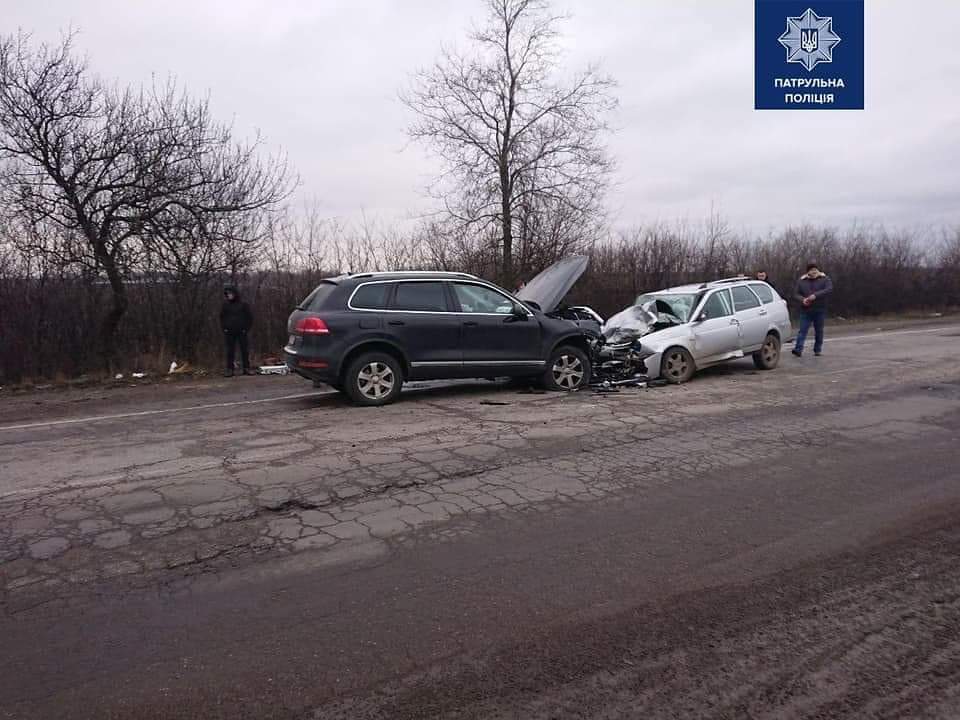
[131,372,147,379]
[114,373,124,380]
[258,365,289,375]
[168,361,179,374]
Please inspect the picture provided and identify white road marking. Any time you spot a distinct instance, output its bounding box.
[0,391,329,432]
[821,362,893,376]
[0,324,955,433]
[821,326,950,344]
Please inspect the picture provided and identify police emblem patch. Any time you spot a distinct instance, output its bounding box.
[778,8,841,71]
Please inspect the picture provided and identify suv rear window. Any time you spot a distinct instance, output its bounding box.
[392,282,448,312]
[299,282,337,311]
[351,282,391,310]
[749,283,775,304]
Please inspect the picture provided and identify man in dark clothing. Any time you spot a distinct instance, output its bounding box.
[755,270,776,293]
[792,262,834,358]
[220,285,254,376]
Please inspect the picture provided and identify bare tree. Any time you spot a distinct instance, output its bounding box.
[402,0,616,286]
[0,31,293,366]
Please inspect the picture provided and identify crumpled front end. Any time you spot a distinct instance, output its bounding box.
[591,300,687,385]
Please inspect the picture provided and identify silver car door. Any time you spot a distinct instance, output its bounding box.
[730,285,767,350]
[690,289,742,361]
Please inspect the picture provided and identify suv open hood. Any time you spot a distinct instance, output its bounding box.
[516,255,589,313]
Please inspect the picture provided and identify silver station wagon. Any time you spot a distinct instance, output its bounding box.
[603,277,793,383]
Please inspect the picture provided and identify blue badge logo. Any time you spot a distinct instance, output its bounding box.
[755,0,864,110]
[779,8,841,71]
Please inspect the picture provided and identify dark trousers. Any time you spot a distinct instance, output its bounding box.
[224,331,250,371]
[795,309,826,354]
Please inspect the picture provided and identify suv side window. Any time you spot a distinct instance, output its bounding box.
[452,283,514,314]
[391,281,449,312]
[731,285,761,311]
[701,289,734,319]
[350,282,391,310]
[749,283,775,304]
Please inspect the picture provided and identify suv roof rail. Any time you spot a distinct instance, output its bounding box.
[349,270,479,280]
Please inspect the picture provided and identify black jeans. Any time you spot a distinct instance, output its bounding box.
[224,330,250,372]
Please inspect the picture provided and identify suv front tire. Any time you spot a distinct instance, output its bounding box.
[344,352,403,406]
[543,345,591,392]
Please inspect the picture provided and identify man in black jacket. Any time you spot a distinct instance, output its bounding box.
[791,262,834,358]
[220,285,254,376]
[755,270,776,293]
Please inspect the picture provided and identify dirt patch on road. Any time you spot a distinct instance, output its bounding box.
[315,507,960,720]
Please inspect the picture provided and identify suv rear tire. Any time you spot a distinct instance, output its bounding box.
[543,345,591,392]
[344,352,403,406]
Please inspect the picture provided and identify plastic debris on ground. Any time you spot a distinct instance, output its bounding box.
[258,365,289,375]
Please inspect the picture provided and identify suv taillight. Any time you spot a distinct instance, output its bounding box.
[295,317,330,335]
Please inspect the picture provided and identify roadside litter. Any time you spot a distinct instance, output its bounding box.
[258,365,289,375]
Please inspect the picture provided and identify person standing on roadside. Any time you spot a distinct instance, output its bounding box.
[220,284,254,376]
[755,270,776,293]
[792,262,833,358]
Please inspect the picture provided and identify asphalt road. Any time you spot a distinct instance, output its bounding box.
[1,321,959,719]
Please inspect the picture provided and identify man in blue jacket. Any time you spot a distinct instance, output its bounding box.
[792,262,833,357]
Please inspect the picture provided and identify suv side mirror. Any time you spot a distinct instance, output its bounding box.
[511,304,529,319]
[694,311,708,323]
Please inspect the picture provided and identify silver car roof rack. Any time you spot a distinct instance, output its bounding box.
[698,275,752,289]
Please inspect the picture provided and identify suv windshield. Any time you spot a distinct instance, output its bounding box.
[634,293,700,323]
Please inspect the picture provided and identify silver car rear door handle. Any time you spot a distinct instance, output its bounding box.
[758,309,768,316]
[730,318,740,325]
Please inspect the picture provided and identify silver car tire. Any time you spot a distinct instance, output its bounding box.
[660,347,695,384]
[753,334,781,370]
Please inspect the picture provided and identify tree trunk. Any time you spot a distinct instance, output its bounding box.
[99,267,128,372]
[500,165,514,289]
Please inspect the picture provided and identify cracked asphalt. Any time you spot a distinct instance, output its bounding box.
[1,320,959,719]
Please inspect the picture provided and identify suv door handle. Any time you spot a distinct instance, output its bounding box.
[463,320,479,327]
[758,309,768,316]
[729,318,740,325]
[387,320,405,326]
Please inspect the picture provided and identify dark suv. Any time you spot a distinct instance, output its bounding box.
[285,259,594,405]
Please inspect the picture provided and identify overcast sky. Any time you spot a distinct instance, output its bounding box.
[5,0,960,233]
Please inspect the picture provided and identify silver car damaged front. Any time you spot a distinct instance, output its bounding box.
[602,300,693,381]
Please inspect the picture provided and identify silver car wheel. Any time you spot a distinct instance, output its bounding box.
[357,362,395,400]
[762,337,779,365]
[664,350,690,380]
[551,354,584,390]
